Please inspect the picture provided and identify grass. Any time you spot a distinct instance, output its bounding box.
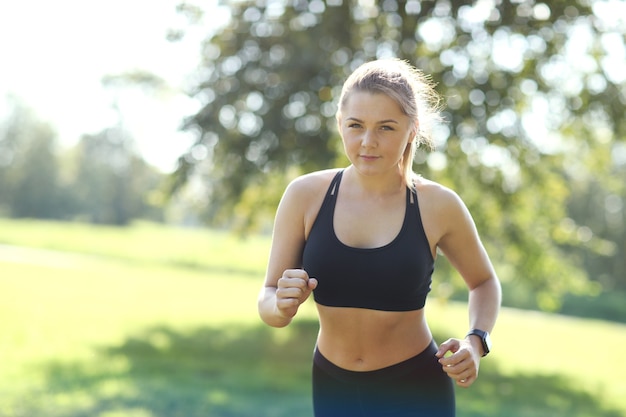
[0,218,624,417]
[0,218,269,275]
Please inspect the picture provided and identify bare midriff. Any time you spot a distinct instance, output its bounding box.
[315,304,433,371]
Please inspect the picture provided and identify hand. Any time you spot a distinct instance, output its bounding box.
[436,337,481,388]
[275,269,317,319]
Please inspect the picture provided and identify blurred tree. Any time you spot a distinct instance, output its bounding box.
[62,72,170,225]
[0,94,165,225]
[69,126,164,225]
[0,96,65,218]
[567,166,626,292]
[171,0,626,309]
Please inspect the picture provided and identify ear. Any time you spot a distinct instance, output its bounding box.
[410,121,420,143]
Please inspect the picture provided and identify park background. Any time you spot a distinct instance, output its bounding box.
[1,0,625,416]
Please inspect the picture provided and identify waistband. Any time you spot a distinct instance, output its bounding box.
[313,340,439,384]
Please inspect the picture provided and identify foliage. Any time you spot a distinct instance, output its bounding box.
[559,290,626,322]
[171,0,626,308]
[0,96,66,218]
[68,128,164,225]
[566,172,626,292]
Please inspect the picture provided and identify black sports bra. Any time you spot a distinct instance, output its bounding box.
[302,170,434,312]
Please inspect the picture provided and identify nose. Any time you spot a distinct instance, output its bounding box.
[361,129,377,148]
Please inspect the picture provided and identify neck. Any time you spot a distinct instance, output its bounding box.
[344,165,405,197]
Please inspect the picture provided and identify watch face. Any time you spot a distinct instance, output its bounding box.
[484,332,492,353]
[468,329,491,356]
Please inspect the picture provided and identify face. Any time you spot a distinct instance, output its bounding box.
[338,91,416,178]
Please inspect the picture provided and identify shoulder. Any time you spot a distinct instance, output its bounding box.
[412,175,466,213]
[283,168,342,201]
[277,168,341,215]
[411,174,475,244]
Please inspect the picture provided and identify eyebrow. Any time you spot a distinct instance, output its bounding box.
[346,117,399,124]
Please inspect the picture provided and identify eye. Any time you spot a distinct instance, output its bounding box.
[380,125,395,131]
[348,122,362,129]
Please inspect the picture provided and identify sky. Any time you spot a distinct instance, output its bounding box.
[0,0,229,172]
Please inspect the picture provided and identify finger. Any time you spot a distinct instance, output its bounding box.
[441,359,474,384]
[308,278,318,290]
[446,361,471,377]
[438,352,468,369]
[276,296,299,307]
[442,356,478,385]
[443,350,475,373]
[456,375,475,388]
[456,366,478,386]
[441,361,463,378]
[283,269,309,280]
[276,298,300,318]
[276,286,305,301]
[436,338,459,358]
[277,277,307,291]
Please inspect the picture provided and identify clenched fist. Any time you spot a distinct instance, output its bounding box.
[275,269,318,319]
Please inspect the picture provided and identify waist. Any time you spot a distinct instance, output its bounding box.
[315,305,432,371]
[314,339,439,382]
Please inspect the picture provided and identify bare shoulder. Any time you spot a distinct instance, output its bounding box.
[412,175,475,240]
[412,175,466,213]
[412,174,480,253]
[283,168,341,202]
[271,169,338,234]
[277,169,341,227]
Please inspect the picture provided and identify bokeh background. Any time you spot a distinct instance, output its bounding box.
[1,1,625,416]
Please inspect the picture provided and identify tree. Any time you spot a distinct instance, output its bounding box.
[69,126,164,225]
[63,73,170,225]
[171,0,626,309]
[0,94,166,225]
[0,96,64,219]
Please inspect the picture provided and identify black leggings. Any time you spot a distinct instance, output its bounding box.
[312,340,455,417]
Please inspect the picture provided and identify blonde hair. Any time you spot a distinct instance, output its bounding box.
[337,59,443,186]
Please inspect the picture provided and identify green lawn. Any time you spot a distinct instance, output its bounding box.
[0,219,624,417]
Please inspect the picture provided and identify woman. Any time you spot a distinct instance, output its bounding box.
[258,58,501,417]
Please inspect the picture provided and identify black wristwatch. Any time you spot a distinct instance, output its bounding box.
[466,329,491,357]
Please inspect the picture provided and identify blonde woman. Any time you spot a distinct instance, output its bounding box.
[258,59,501,417]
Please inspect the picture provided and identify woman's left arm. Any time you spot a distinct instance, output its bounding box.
[432,187,502,386]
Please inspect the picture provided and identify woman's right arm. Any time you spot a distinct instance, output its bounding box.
[258,177,318,328]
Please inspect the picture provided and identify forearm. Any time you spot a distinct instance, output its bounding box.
[257,286,293,328]
[467,275,501,333]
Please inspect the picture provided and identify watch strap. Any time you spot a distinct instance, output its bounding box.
[466,328,490,357]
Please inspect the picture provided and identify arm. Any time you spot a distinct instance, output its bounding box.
[433,188,502,386]
[258,177,318,328]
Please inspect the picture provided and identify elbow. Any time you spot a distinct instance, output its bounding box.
[470,274,502,299]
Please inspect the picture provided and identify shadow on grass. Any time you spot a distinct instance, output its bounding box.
[20,321,622,417]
